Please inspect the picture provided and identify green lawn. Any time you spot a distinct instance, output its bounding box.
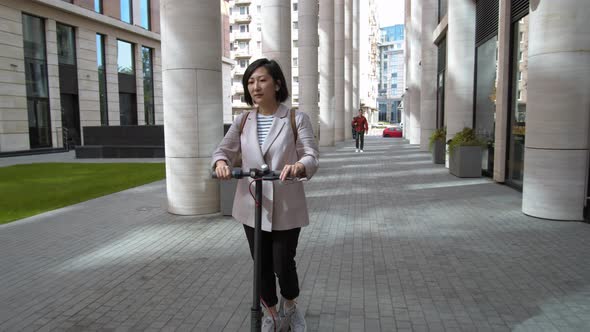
[0,163,166,225]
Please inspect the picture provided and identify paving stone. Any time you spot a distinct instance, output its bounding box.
[2,138,590,331]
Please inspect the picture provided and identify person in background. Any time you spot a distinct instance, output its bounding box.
[352,109,369,152]
[212,58,319,332]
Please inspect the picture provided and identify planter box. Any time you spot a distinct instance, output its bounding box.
[431,139,445,164]
[449,146,482,178]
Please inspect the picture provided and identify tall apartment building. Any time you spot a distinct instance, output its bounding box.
[377,24,404,123]
[359,0,379,123]
[227,0,300,120]
[0,0,163,153]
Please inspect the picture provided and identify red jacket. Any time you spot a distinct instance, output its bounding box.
[352,115,368,133]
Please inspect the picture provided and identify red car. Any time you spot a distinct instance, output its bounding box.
[382,126,403,137]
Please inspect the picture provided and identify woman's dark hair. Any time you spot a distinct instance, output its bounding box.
[242,58,289,106]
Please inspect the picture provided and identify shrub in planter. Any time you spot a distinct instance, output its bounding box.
[448,127,486,178]
[428,127,446,164]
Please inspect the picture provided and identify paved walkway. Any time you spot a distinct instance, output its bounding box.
[1,137,590,331]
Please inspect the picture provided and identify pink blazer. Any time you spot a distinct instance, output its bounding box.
[211,104,319,231]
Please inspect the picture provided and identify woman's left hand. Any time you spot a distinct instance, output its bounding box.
[280,162,305,181]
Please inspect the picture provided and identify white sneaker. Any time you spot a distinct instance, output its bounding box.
[279,302,306,332]
[262,314,278,332]
[355,149,359,152]
[360,150,364,153]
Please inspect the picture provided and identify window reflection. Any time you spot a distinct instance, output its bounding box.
[22,14,51,148]
[142,47,155,125]
[94,0,102,13]
[475,36,498,141]
[97,34,108,125]
[117,40,134,74]
[140,0,150,29]
[121,0,132,24]
[508,15,529,187]
[57,24,76,66]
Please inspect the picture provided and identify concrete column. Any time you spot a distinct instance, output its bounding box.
[45,20,61,148]
[299,0,319,140]
[352,0,360,120]
[161,0,223,215]
[403,0,411,139]
[522,0,590,221]
[319,0,335,146]
[344,0,353,140]
[444,0,475,141]
[408,0,422,145]
[262,0,291,105]
[493,0,511,182]
[419,0,438,151]
[334,0,345,142]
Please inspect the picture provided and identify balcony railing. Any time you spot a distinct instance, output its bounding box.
[231,49,252,58]
[233,14,251,24]
[235,0,251,4]
[234,67,247,75]
[232,32,251,40]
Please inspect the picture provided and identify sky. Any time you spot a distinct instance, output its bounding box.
[375,0,405,28]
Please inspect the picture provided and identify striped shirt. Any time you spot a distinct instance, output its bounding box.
[257,113,274,146]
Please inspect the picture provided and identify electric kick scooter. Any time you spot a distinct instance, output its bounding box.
[213,164,290,332]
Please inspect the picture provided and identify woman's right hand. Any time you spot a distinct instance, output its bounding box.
[215,160,232,180]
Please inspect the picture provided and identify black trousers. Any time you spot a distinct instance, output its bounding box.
[355,131,365,150]
[244,225,301,307]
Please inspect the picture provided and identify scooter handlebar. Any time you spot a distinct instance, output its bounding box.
[211,168,283,179]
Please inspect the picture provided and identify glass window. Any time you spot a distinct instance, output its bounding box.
[142,46,155,125]
[293,3,298,11]
[474,36,498,142]
[436,38,446,129]
[22,14,46,61]
[117,40,134,74]
[293,40,298,48]
[240,25,248,32]
[292,57,298,67]
[293,21,298,30]
[22,14,51,148]
[56,23,76,66]
[140,0,150,29]
[94,0,102,13]
[239,6,249,14]
[474,36,499,175]
[121,0,132,24]
[96,34,108,125]
[507,15,529,188]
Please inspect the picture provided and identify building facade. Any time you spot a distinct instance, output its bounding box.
[0,0,163,153]
[359,0,379,124]
[377,24,404,123]
[405,0,590,221]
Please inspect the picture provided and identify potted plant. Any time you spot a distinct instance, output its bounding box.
[428,127,446,164]
[447,127,486,178]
